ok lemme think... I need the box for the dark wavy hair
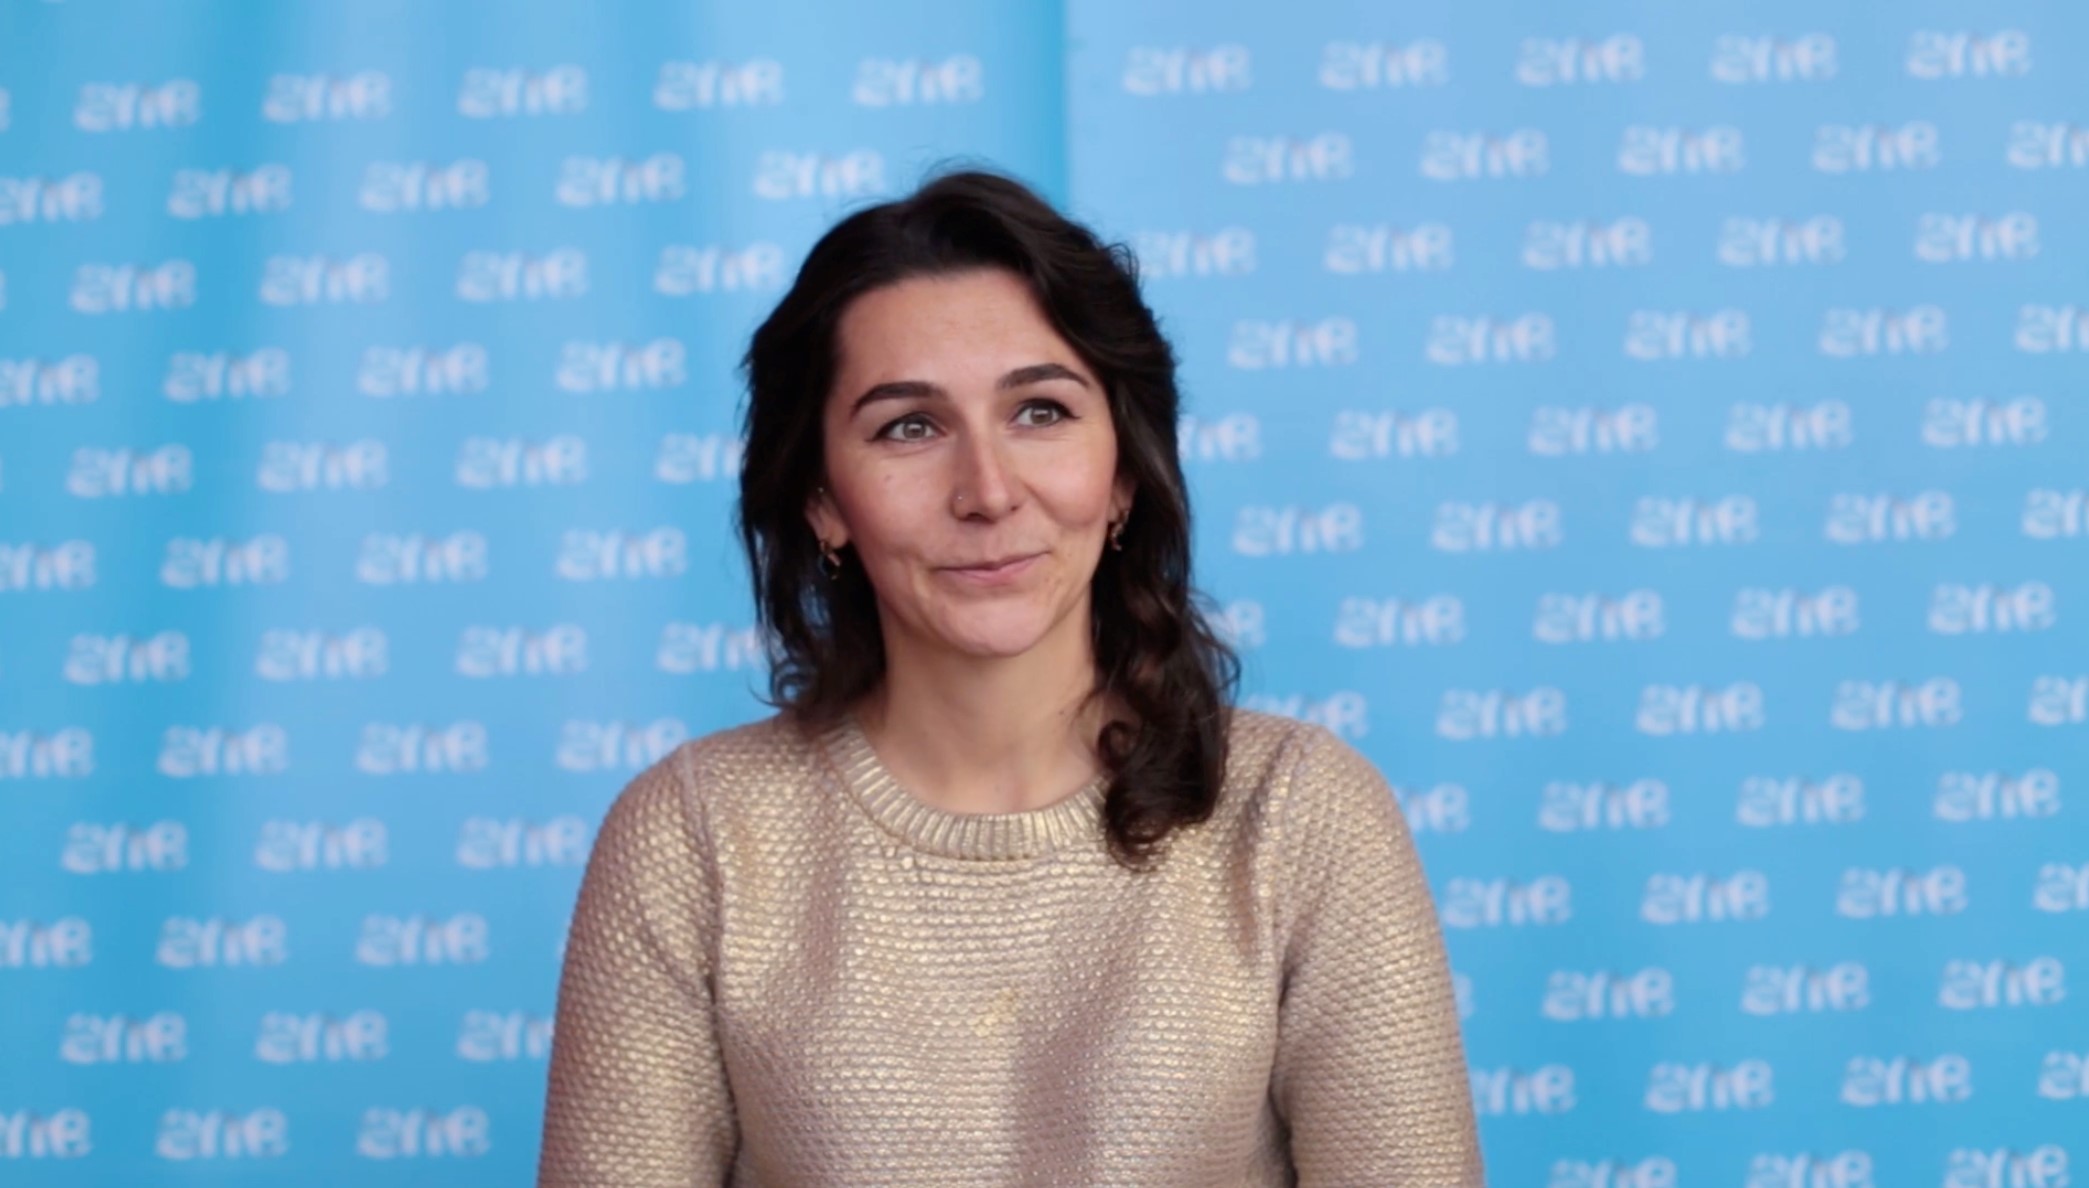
[734,166,1241,872]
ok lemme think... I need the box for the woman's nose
[952,430,1017,516]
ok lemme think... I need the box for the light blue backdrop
[2,0,2086,1183]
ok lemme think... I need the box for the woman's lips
[944,553,1042,584]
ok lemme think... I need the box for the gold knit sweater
[536,706,1486,1186]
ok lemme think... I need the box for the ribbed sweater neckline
[819,709,1109,861]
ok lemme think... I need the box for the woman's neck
[855,636,1119,816]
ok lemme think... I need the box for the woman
[537,169,1485,1185]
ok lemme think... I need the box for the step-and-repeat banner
[2,0,2084,1182]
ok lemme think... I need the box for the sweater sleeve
[1268,722,1487,1186]
[537,744,738,1186]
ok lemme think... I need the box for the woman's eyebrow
[848,362,1089,418]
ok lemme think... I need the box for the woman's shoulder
[591,711,810,839]
[675,708,807,771]
[650,709,824,811]
[1218,707,1402,842]
[1215,705,1310,787]
[1219,706,1371,797]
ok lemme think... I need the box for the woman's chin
[930,611,1062,659]
[942,632,1050,661]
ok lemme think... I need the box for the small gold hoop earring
[818,539,843,580]
[1108,518,1126,551]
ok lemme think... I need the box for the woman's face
[807,267,1133,665]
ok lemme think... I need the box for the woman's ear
[1111,474,1136,524]
[806,485,848,549]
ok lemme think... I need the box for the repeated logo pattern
[1073,5,2088,1186]
[2,0,2085,1183]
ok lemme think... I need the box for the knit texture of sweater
[536,704,1486,1186]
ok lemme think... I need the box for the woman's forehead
[832,275,1093,397]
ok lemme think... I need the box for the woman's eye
[1017,401,1069,427]
[880,415,932,442]
[876,401,1069,441]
